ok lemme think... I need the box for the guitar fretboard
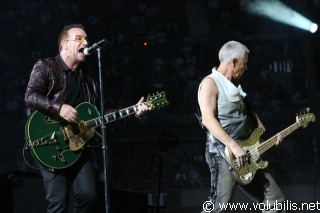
[85,103,146,128]
[257,122,300,155]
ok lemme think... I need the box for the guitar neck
[257,122,300,155]
[85,102,147,128]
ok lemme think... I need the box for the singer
[24,23,151,213]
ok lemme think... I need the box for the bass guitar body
[225,128,268,185]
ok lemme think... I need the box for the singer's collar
[56,54,72,72]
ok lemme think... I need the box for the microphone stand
[96,47,110,213]
[156,152,164,213]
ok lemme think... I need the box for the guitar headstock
[146,91,169,110]
[296,107,316,128]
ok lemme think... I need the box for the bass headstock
[296,107,316,128]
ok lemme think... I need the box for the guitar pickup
[61,127,67,141]
[61,125,73,142]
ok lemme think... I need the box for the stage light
[310,24,318,33]
[241,0,318,33]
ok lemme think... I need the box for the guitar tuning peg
[295,109,302,115]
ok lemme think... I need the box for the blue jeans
[38,150,97,213]
[203,151,286,213]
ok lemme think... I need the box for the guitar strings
[257,123,299,155]
[231,123,299,167]
[246,124,299,164]
[257,114,314,155]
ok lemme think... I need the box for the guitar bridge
[241,173,253,181]
[63,121,95,151]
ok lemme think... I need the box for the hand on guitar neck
[134,96,152,119]
[275,133,283,146]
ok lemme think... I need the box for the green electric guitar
[25,91,169,170]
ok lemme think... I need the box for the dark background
[1,0,320,212]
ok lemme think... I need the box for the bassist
[198,41,285,213]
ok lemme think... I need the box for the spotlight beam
[242,0,317,33]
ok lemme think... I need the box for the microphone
[83,39,106,56]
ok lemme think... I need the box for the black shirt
[66,69,85,107]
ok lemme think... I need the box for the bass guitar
[225,108,315,185]
[25,91,169,170]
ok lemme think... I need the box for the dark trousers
[38,151,97,213]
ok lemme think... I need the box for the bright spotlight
[242,0,318,33]
[310,24,318,33]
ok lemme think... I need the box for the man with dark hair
[25,23,149,213]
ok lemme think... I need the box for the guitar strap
[195,109,234,172]
[208,132,234,172]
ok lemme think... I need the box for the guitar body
[225,128,268,185]
[25,102,102,170]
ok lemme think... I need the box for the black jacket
[25,54,99,116]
